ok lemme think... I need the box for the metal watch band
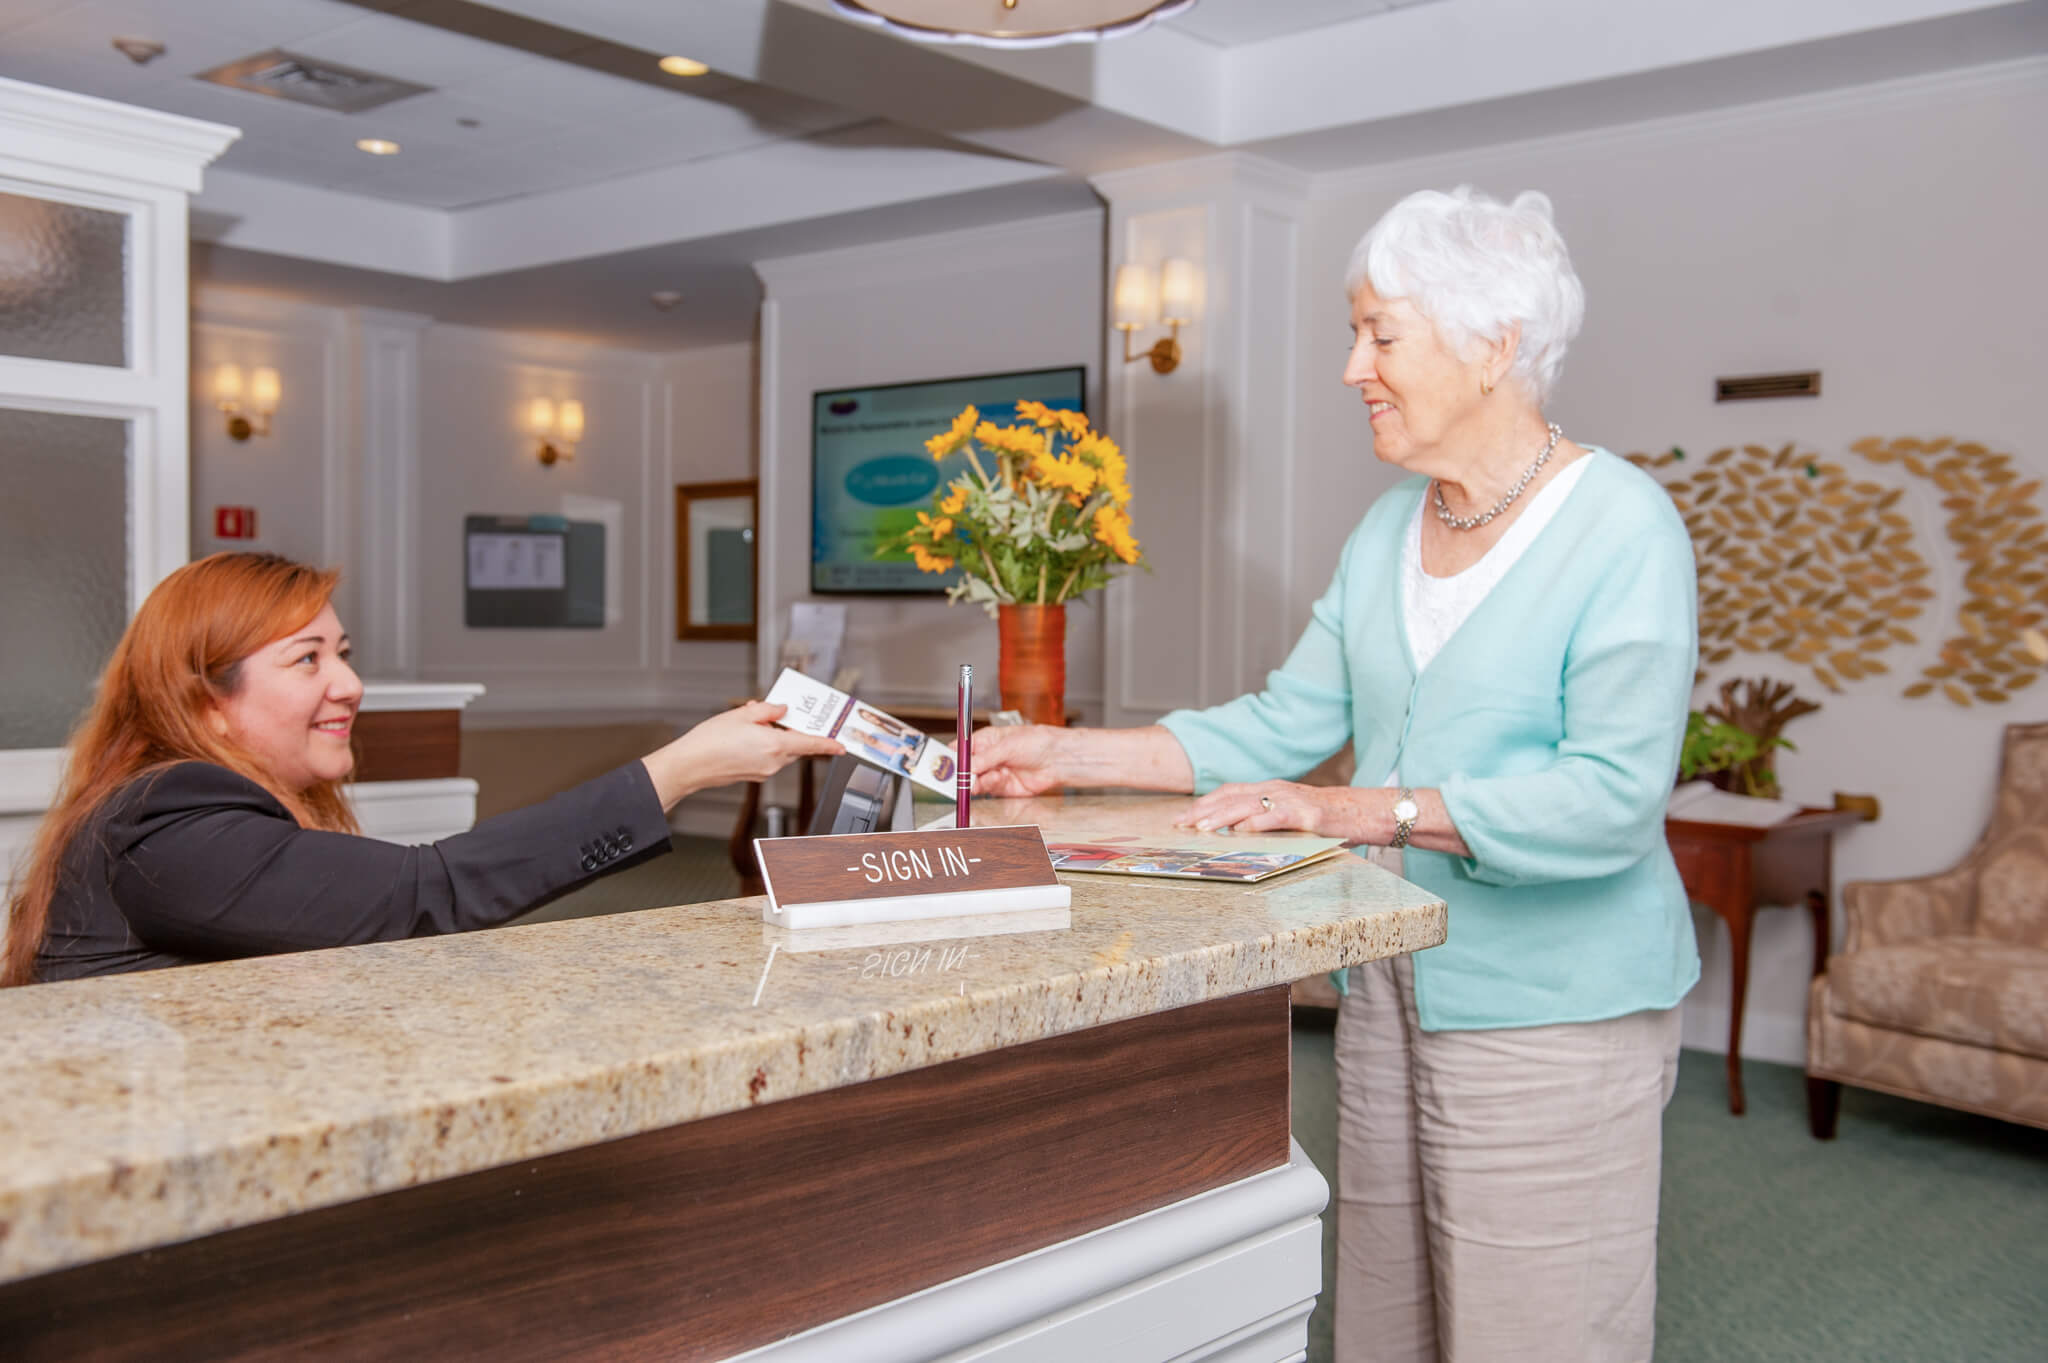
[1390,786,1417,849]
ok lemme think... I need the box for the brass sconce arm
[1120,322,1182,375]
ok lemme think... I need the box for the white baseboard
[1680,995,1808,1068]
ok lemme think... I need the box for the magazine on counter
[764,668,957,797]
[1045,835,1348,884]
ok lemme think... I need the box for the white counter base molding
[738,1140,1329,1363]
[0,794,1444,1360]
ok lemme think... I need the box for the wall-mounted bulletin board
[676,480,757,641]
[464,514,605,628]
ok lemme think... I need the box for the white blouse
[1384,453,1593,786]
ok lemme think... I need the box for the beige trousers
[1334,942,1680,1363]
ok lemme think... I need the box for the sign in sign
[756,824,1071,929]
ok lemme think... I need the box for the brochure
[1045,835,1348,884]
[764,668,958,797]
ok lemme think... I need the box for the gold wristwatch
[1390,787,1419,849]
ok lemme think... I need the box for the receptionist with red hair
[4,551,839,986]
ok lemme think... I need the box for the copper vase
[997,603,1067,727]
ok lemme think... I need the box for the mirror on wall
[675,480,757,641]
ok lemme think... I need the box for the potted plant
[883,401,1143,725]
[1679,678,1819,799]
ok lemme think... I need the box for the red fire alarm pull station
[214,506,258,540]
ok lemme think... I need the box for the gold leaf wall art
[1626,437,2046,705]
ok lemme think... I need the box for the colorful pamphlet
[765,668,958,797]
[1045,836,1348,883]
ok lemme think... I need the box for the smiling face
[209,602,363,793]
[1342,283,1498,473]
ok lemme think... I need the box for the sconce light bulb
[558,399,585,444]
[213,363,245,406]
[249,366,281,414]
[527,397,556,438]
[1112,263,1154,331]
[1159,257,1199,326]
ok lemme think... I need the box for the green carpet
[1290,1025,2048,1362]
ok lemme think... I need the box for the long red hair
[3,552,360,987]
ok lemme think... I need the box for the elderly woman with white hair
[973,186,1699,1362]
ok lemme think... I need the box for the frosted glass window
[0,191,128,368]
[0,407,130,749]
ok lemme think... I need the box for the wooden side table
[1665,808,1862,1115]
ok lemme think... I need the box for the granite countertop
[0,794,1445,1286]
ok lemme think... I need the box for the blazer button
[581,854,599,872]
[618,832,634,852]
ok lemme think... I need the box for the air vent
[196,50,430,114]
[1715,371,1822,402]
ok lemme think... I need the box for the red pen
[956,663,972,829]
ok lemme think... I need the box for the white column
[347,307,433,680]
[1091,155,1311,726]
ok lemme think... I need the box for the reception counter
[0,795,1446,1362]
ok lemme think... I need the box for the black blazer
[33,760,671,983]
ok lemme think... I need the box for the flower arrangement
[883,401,1143,615]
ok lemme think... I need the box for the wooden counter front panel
[3,986,1293,1362]
[348,709,461,783]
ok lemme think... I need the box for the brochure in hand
[764,668,957,797]
[1046,835,1348,884]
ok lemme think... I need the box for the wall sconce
[1113,257,1198,375]
[213,363,280,440]
[527,397,584,466]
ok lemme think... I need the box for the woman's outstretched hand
[644,702,844,809]
[967,725,1070,797]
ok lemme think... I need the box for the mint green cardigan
[1159,449,1701,1031]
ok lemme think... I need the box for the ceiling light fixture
[830,0,1194,47]
[658,55,710,77]
[649,291,684,311]
[355,138,400,156]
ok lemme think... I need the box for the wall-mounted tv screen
[811,365,1086,595]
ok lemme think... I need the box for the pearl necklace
[1432,423,1564,531]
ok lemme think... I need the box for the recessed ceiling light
[650,291,684,311]
[355,138,400,156]
[658,55,709,77]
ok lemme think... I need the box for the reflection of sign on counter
[757,824,1069,930]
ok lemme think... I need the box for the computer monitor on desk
[805,754,916,837]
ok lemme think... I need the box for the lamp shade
[1159,257,1199,325]
[212,363,245,406]
[832,0,1194,47]
[1112,263,1155,331]
[248,366,281,413]
[557,399,585,444]
[526,397,556,438]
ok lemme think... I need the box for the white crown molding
[754,207,1103,298]
[1308,52,2048,202]
[194,169,452,280]
[1091,151,1312,208]
[0,77,237,194]
[423,322,670,377]
[193,285,351,336]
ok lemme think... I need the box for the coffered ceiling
[2,0,2040,348]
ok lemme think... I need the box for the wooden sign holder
[755,824,1071,930]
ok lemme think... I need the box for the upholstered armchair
[1807,721,2048,1136]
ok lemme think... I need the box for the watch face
[1393,797,1419,822]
